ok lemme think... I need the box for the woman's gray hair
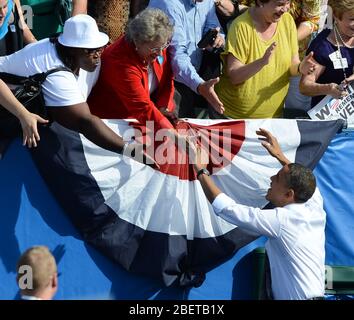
[126,8,173,46]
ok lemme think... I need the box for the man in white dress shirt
[190,128,326,300]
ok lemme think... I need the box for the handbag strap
[0,66,73,85]
[30,66,74,83]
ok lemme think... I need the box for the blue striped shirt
[148,0,222,93]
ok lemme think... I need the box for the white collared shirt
[212,188,326,300]
[21,295,42,300]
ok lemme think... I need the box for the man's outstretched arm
[189,128,290,204]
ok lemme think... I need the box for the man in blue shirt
[148,0,225,118]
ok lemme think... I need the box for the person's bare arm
[71,0,87,16]
[15,0,36,44]
[297,22,313,42]
[300,61,348,99]
[226,42,276,85]
[48,102,125,153]
[48,102,158,166]
[0,79,48,147]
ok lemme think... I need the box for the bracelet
[297,62,301,75]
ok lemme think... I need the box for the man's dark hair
[285,163,316,203]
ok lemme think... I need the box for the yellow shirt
[215,11,298,119]
[239,0,321,59]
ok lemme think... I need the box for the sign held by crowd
[308,84,354,122]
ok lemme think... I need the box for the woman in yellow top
[215,0,312,119]
[239,0,321,57]
[238,0,321,118]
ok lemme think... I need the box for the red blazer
[88,36,175,129]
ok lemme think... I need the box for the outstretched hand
[197,77,225,114]
[19,112,49,148]
[256,128,290,166]
[123,142,160,169]
[185,135,209,171]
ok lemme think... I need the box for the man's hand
[256,128,290,166]
[197,77,225,114]
[19,111,49,148]
[186,136,221,203]
[123,141,160,169]
[185,136,209,172]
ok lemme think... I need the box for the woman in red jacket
[88,8,175,131]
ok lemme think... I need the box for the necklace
[334,23,354,49]
[333,24,351,82]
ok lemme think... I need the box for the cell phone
[197,29,218,49]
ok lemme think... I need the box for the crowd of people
[0,0,352,300]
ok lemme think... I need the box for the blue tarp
[0,131,353,300]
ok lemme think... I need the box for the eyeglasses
[149,42,170,54]
[84,46,105,57]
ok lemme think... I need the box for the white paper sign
[307,84,354,122]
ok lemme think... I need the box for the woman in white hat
[0,14,149,161]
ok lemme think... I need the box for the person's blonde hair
[16,246,57,295]
[328,0,354,19]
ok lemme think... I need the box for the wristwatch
[196,168,210,179]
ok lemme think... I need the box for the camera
[197,29,224,54]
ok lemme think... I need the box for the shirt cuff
[212,193,235,215]
[177,75,204,94]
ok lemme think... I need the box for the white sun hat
[58,14,109,49]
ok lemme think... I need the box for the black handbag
[0,66,72,157]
